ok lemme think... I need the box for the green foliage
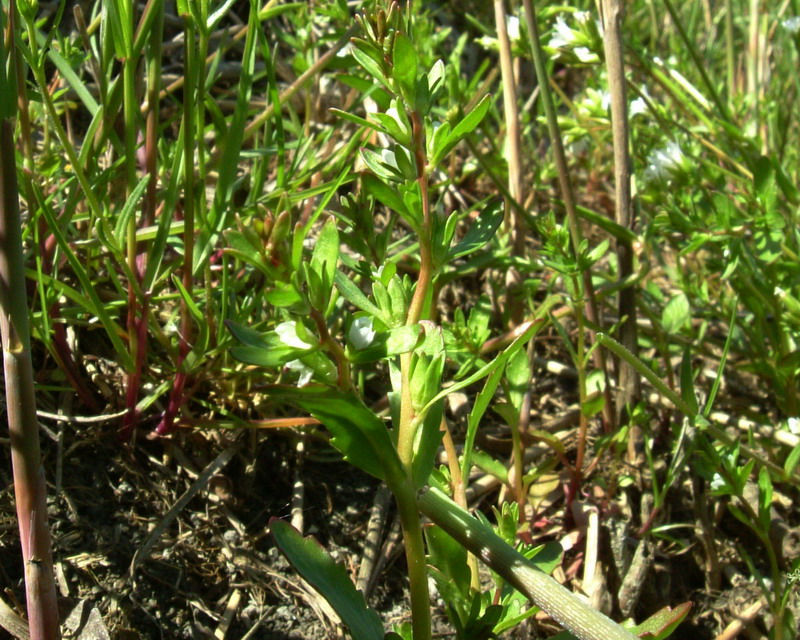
[270,519,386,640]
[11,0,800,638]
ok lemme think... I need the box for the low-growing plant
[3,0,800,638]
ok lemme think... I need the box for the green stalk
[122,0,142,435]
[155,2,196,436]
[396,107,433,640]
[521,0,615,432]
[0,8,59,634]
[725,0,736,102]
[417,487,639,640]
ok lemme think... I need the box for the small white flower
[710,473,727,492]
[788,417,800,434]
[286,359,313,386]
[574,11,591,25]
[630,97,647,117]
[783,16,800,34]
[506,15,520,41]
[276,321,314,350]
[574,46,596,64]
[336,42,354,58]
[349,316,376,350]
[645,141,684,183]
[549,16,575,49]
[775,286,786,298]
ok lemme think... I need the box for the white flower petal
[276,321,314,350]
[549,16,574,49]
[506,15,520,41]
[710,473,726,492]
[573,46,597,63]
[783,16,800,34]
[349,316,376,350]
[630,97,647,117]
[286,359,313,386]
[788,417,800,435]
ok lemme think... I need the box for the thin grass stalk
[662,0,733,124]
[0,9,59,633]
[492,1,523,235]
[156,5,196,435]
[520,0,615,435]
[725,0,736,101]
[599,0,641,445]
[122,0,143,438]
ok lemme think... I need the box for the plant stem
[0,111,59,640]
[395,483,432,640]
[417,487,639,640]
[599,0,641,441]
[396,107,433,640]
[156,7,196,435]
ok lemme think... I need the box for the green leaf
[335,271,390,324]
[785,441,800,477]
[426,525,472,611]
[360,147,403,182]
[412,399,444,489]
[628,602,692,640]
[506,347,530,415]
[351,38,392,91]
[432,94,492,167]
[661,293,689,335]
[330,108,388,135]
[392,33,418,105]
[448,199,504,260]
[226,321,312,367]
[757,467,773,530]
[270,519,385,640]
[679,347,698,416]
[362,172,412,219]
[575,204,637,244]
[309,218,340,309]
[753,155,776,212]
[266,385,404,483]
[114,175,150,246]
[346,325,423,364]
[524,541,563,576]
[35,186,132,370]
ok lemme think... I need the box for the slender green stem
[417,487,639,640]
[725,0,735,101]
[395,484,432,640]
[395,100,434,640]
[662,0,733,123]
